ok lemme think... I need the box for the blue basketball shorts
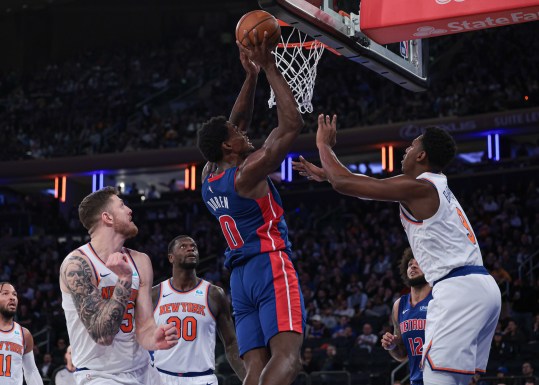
[230,250,305,356]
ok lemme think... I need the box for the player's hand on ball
[155,323,179,350]
[316,113,337,148]
[381,332,397,351]
[292,156,327,182]
[236,29,275,70]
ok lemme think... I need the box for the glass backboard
[258,0,429,92]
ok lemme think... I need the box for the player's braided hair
[421,126,457,171]
[78,186,118,231]
[168,235,193,254]
[399,248,414,287]
[197,116,229,162]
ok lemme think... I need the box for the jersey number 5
[167,316,197,341]
[120,302,135,333]
[219,215,244,250]
[0,354,12,377]
[456,207,477,244]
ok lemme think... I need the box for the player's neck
[171,270,199,291]
[66,362,76,372]
[89,231,126,263]
[219,154,245,170]
[0,316,14,331]
[410,285,431,306]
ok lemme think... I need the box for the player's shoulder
[61,248,91,269]
[123,248,151,266]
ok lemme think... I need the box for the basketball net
[269,23,325,114]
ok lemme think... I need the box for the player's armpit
[60,254,131,346]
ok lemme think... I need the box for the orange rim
[276,19,341,56]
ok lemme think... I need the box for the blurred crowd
[1,167,538,383]
[0,20,538,161]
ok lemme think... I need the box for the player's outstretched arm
[133,251,179,350]
[210,284,246,381]
[235,30,303,190]
[229,49,259,133]
[381,299,407,362]
[21,328,44,385]
[316,114,432,205]
[60,252,133,346]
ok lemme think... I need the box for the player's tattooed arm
[388,300,408,362]
[60,254,132,346]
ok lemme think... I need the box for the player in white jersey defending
[0,282,43,385]
[294,116,502,385]
[60,186,179,385]
[152,235,246,385]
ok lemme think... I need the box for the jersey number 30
[167,316,197,341]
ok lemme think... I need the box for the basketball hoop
[269,21,327,114]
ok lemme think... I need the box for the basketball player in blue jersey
[60,187,179,385]
[0,282,43,385]
[381,249,432,385]
[294,115,501,385]
[151,235,246,384]
[197,31,305,385]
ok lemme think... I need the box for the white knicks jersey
[153,279,216,373]
[0,322,25,385]
[62,243,149,373]
[400,172,483,284]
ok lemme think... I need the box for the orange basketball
[235,10,281,48]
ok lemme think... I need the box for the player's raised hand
[239,50,260,76]
[154,323,179,350]
[381,332,397,351]
[106,252,133,279]
[292,156,327,182]
[316,113,337,148]
[236,29,276,70]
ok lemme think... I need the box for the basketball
[235,10,281,48]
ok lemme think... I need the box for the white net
[269,26,325,114]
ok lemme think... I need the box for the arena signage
[359,0,539,44]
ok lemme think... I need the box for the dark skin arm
[297,114,438,220]
[201,52,258,183]
[209,284,246,380]
[229,51,259,133]
[234,30,304,199]
[381,299,407,362]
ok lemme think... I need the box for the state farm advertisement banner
[360,0,539,44]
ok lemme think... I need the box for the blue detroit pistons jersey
[398,292,433,385]
[202,167,292,269]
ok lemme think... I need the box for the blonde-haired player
[295,118,502,385]
[152,235,245,385]
[60,186,179,385]
[0,282,43,385]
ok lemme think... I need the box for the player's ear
[101,211,113,225]
[417,150,427,163]
[168,253,174,264]
[222,140,233,151]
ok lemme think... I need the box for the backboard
[258,0,429,92]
